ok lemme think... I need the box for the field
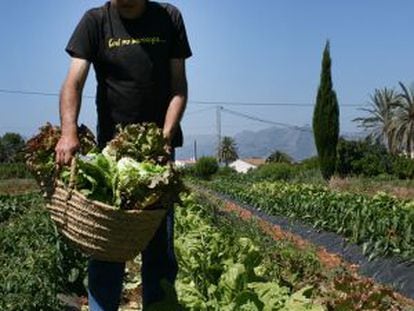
[2,163,414,310]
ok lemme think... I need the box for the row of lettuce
[1,191,412,310]
[173,193,324,310]
[174,192,410,310]
[1,192,323,310]
[196,175,414,262]
[0,193,88,310]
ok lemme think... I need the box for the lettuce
[25,123,96,196]
[115,157,173,209]
[102,123,168,163]
[26,122,182,210]
[70,153,116,204]
[64,150,181,210]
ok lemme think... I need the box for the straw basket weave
[46,158,167,263]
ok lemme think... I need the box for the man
[55,0,192,309]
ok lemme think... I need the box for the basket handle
[64,156,77,228]
[53,155,77,200]
[50,156,77,228]
[65,156,77,202]
[54,156,77,185]
[68,156,77,191]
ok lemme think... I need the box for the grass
[328,175,414,200]
[0,163,32,180]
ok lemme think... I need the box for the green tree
[353,87,399,153]
[194,156,219,179]
[218,136,238,166]
[266,150,293,164]
[0,142,5,163]
[392,82,414,158]
[312,41,340,180]
[336,137,393,177]
[0,132,25,163]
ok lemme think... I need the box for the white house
[229,158,265,173]
[175,159,196,168]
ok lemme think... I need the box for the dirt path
[0,178,38,195]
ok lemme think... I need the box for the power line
[0,88,362,108]
[0,89,95,99]
[221,107,312,133]
[189,100,361,108]
[184,107,216,116]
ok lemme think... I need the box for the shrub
[215,165,237,177]
[265,150,293,164]
[353,152,392,177]
[299,156,320,170]
[336,138,360,177]
[177,165,195,177]
[194,157,219,179]
[292,168,324,184]
[247,163,298,181]
[336,138,393,177]
[392,156,414,179]
[0,163,32,180]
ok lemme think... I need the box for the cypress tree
[312,41,340,180]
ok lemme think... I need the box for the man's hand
[56,57,90,165]
[55,134,80,165]
[162,58,188,159]
[163,129,173,155]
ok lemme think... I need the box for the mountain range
[175,126,366,162]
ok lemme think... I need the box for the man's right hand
[56,58,90,166]
[55,134,80,165]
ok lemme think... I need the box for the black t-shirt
[66,1,192,148]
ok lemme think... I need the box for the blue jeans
[87,207,178,310]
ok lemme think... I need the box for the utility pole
[216,106,222,162]
[193,139,198,161]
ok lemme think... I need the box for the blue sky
[1,1,413,139]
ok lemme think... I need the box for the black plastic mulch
[194,186,414,299]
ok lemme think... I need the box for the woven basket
[46,158,168,263]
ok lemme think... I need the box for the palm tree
[219,136,238,166]
[353,87,399,153]
[392,82,414,158]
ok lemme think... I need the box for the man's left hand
[163,130,173,157]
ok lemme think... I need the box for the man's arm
[55,57,90,165]
[163,58,188,149]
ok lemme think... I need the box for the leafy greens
[26,122,182,210]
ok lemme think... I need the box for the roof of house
[229,159,257,173]
[176,159,196,164]
[242,158,266,167]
